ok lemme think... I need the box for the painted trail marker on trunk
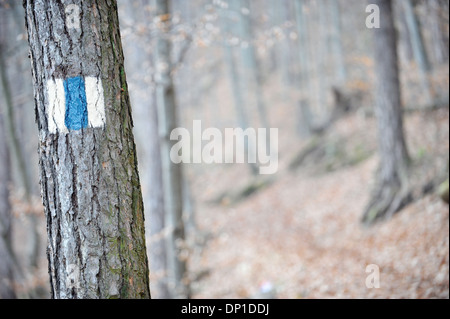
[64,76,88,131]
[46,76,106,134]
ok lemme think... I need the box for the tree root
[362,181,413,226]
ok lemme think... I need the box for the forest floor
[11,71,450,299]
[188,105,449,299]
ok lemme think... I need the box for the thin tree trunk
[363,0,411,225]
[0,9,40,272]
[153,0,189,299]
[329,0,346,85]
[397,1,414,62]
[294,0,313,138]
[0,113,16,299]
[0,25,32,207]
[238,0,269,130]
[118,0,170,299]
[427,0,449,65]
[222,5,259,176]
[24,0,150,299]
[271,0,290,87]
[182,175,197,236]
[402,0,433,104]
[148,90,170,299]
[317,0,329,118]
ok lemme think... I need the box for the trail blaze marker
[46,76,106,134]
[64,76,88,131]
[44,4,105,135]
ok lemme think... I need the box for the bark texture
[24,0,150,299]
[362,0,410,225]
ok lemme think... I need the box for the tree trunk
[0,10,42,271]
[402,0,433,105]
[145,78,171,299]
[153,0,189,299]
[427,0,449,65]
[237,0,270,133]
[236,0,271,152]
[0,113,16,299]
[396,1,414,62]
[362,0,411,225]
[221,5,259,176]
[24,0,150,299]
[317,0,329,118]
[294,0,313,138]
[329,0,346,85]
[271,0,290,87]
[148,89,170,299]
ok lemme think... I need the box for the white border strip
[85,77,106,129]
[46,78,68,134]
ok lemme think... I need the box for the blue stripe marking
[64,76,88,131]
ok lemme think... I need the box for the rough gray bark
[362,0,411,225]
[0,113,16,299]
[24,0,150,299]
[153,0,189,299]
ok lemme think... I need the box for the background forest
[0,0,449,299]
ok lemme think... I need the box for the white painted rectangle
[46,78,68,134]
[85,77,106,129]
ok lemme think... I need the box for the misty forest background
[0,0,449,298]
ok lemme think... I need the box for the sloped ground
[189,108,449,299]
[9,58,449,298]
[9,97,449,299]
